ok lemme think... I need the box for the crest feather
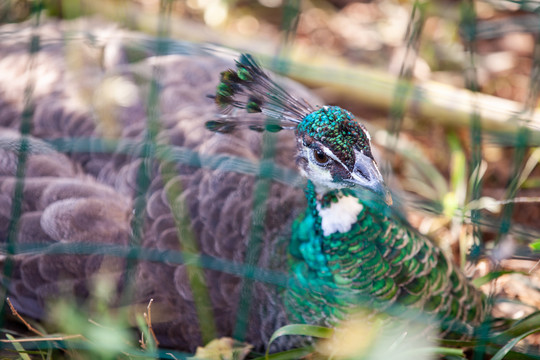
[207,54,313,133]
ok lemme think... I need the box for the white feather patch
[317,195,364,236]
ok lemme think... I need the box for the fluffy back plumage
[0,20,320,351]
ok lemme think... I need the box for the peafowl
[0,21,487,353]
[207,54,488,337]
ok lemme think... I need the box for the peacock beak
[348,152,393,206]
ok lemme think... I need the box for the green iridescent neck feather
[287,183,486,333]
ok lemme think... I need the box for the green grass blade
[517,148,540,189]
[438,338,478,347]
[413,346,465,357]
[471,270,525,287]
[492,328,540,360]
[498,311,540,340]
[268,324,333,344]
[252,347,314,360]
[5,334,33,360]
[448,132,467,208]
[265,324,332,359]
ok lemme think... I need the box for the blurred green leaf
[267,324,333,344]
[518,148,540,190]
[497,311,540,340]
[492,328,540,360]
[265,324,332,359]
[522,178,540,189]
[5,334,32,360]
[378,131,447,201]
[530,240,540,252]
[413,346,465,357]
[471,270,525,287]
[464,196,501,213]
[448,133,467,210]
[252,347,314,360]
[439,338,478,347]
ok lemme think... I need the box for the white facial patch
[317,195,364,236]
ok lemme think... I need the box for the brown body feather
[0,19,318,350]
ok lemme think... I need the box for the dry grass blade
[143,298,159,348]
[6,297,45,337]
[0,334,85,343]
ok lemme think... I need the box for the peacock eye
[313,149,329,165]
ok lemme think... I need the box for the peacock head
[207,54,392,205]
[295,106,390,204]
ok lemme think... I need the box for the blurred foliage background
[1,0,540,358]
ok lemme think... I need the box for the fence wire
[1,1,540,359]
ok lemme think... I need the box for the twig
[529,260,540,274]
[6,297,45,337]
[144,298,159,347]
[139,331,146,350]
[5,297,89,358]
[497,197,540,205]
[87,318,104,328]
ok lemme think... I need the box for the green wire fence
[0,1,540,359]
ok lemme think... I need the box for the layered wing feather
[0,20,316,351]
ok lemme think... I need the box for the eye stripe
[321,146,349,170]
[320,146,340,163]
